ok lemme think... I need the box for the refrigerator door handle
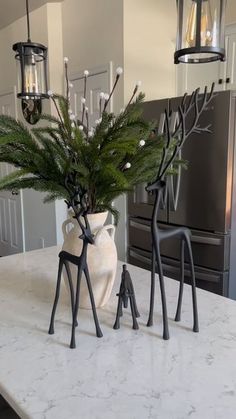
[130,249,151,265]
[130,220,151,232]
[169,149,182,212]
[130,220,223,246]
[191,235,222,246]
[129,249,222,283]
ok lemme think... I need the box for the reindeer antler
[156,83,215,183]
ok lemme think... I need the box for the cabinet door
[176,59,225,96]
[70,68,110,127]
[226,32,236,90]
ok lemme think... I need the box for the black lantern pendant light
[175,0,227,64]
[12,0,48,98]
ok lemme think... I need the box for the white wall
[123,0,176,102]
[226,0,236,25]
[62,0,124,113]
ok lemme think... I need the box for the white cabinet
[176,25,236,95]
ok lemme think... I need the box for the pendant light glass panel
[175,0,227,64]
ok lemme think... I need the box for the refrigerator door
[168,90,235,233]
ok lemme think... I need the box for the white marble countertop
[0,246,236,419]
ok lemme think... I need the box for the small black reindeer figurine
[113,264,140,330]
[48,189,103,349]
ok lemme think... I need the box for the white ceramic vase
[62,212,117,309]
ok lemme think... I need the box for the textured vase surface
[62,212,117,309]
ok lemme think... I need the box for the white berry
[139,140,145,147]
[124,162,131,169]
[116,67,123,76]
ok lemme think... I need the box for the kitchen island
[0,246,236,419]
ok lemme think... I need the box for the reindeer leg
[155,244,169,340]
[70,263,82,349]
[48,257,64,335]
[147,247,156,327]
[175,239,185,322]
[129,278,140,318]
[185,233,199,333]
[84,266,103,338]
[130,297,139,330]
[113,295,123,330]
[64,260,78,327]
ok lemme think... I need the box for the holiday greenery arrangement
[0,59,175,223]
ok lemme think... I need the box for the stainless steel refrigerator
[128,90,236,299]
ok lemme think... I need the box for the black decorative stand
[113,264,140,330]
[146,180,199,340]
[48,212,103,349]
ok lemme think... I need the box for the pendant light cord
[26,0,31,42]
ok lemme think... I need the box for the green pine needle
[0,91,183,221]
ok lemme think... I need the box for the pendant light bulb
[186,0,213,48]
[186,1,197,47]
[201,0,213,46]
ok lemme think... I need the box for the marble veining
[0,246,236,418]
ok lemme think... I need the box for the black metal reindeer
[147,84,215,340]
[48,185,103,349]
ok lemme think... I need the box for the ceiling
[0,0,235,32]
[0,0,64,29]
